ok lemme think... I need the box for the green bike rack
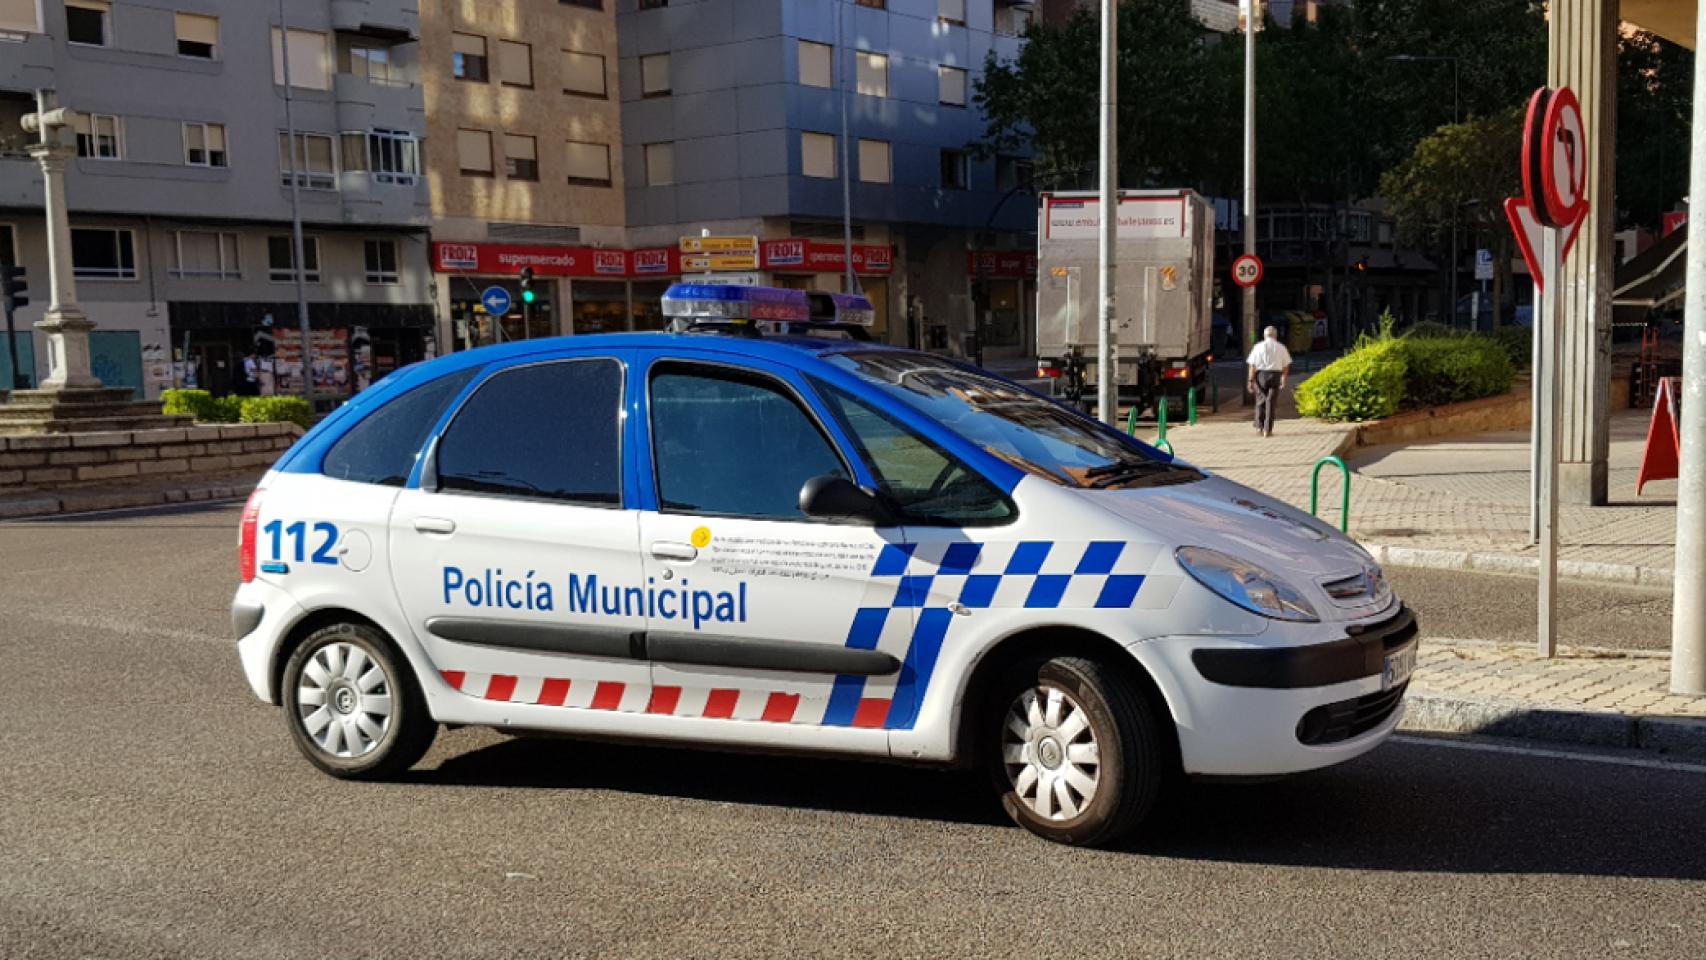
[1126,405,1138,436]
[1155,438,1174,457]
[1311,455,1351,532]
[1187,387,1198,425]
[1157,396,1168,441]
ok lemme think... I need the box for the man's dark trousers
[1253,370,1281,434]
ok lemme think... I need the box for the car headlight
[1174,546,1320,622]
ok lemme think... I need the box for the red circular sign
[1540,87,1587,227]
[1231,254,1263,289]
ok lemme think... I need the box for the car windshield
[824,352,1192,489]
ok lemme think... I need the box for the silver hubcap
[1003,685,1100,822]
[296,642,393,759]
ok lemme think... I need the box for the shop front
[167,301,433,400]
[760,239,895,342]
[968,251,1039,364]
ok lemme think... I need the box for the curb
[1399,692,1706,761]
[1363,542,1675,589]
[0,481,253,519]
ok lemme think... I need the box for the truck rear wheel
[987,656,1168,847]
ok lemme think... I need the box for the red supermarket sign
[761,240,893,275]
[967,251,1038,278]
[432,242,682,278]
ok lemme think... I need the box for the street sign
[1475,248,1494,281]
[1231,253,1263,288]
[680,235,759,255]
[682,253,760,272]
[689,273,764,287]
[479,285,512,317]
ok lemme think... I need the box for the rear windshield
[823,352,1193,489]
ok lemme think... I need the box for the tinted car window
[322,367,479,486]
[650,365,846,518]
[815,380,1013,525]
[436,359,623,505]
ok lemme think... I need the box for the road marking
[1393,733,1706,775]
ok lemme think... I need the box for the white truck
[1035,189,1216,416]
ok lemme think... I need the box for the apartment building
[616,0,1037,359]
[0,0,436,400]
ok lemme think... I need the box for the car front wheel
[990,656,1169,847]
[282,622,435,779]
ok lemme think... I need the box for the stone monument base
[0,387,191,435]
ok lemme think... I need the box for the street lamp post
[1390,54,1462,325]
[1241,0,1259,354]
[1095,0,1117,425]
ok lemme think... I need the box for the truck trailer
[1035,189,1216,416]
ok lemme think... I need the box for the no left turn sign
[1232,254,1263,289]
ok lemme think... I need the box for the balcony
[0,31,54,91]
[0,153,43,209]
[338,170,429,228]
[331,0,419,39]
[333,71,423,134]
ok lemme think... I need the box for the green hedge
[1296,313,1515,422]
[161,389,311,428]
[1491,325,1532,371]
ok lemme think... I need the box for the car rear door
[388,353,653,714]
[632,351,910,731]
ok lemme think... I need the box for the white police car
[234,283,1416,847]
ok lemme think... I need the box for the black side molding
[647,631,900,676]
[425,617,638,660]
[1192,605,1419,689]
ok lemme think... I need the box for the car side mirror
[799,475,894,526]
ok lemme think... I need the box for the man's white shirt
[1246,339,1293,372]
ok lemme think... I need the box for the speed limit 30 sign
[1231,253,1263,289]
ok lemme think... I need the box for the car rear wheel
[282,622,435,779]
[989,656,1168,847]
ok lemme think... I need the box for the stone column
[1548,0,1617,505]
[27,138,102,391]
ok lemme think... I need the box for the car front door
[389,354,653,714]
[634,354,908,731]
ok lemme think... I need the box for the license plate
[1382,645,1417,691]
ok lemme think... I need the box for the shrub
[239,396,314,429]
[1492,324,1532,370]
[1404,320,1457,340]
[160,388,240,423]
[1296,310,1514,421]
[1295,338,1408,422]
[1400,335,1515,407]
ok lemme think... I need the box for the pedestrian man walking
[1246,326,1292,437]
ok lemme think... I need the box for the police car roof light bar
[662,283,811,325]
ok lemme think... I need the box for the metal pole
[1529,282,1542,544]
[277,0,315,411]
[1671,0,1706,694]
[1095,0,1117,425]
[1241,0,1258,354]
[1538,227,1561,657]
[837,0,858,295]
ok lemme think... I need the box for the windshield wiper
[1083,458,1198,489]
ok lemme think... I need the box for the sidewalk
[1155,392,1676,586]
[0,469,256,518]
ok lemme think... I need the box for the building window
[268,236,321,283]
[504,134,538,180]
[645,142,673,186]
[802,132,835,179]
[74,113,121,160]
[640,53,670,97]
[858,139,890,184]
[346,44,393,82]
[559,0,602,8]
[66,0,108,46]
[171,230,241,279]
[938,0,965,25]
[452,33,488,82]
[71,228,137,280]
[1,0,40,33]
[996,155,1033,192]
[856,51,888,98]
[498,40,533,88]
[938,65,967,106]
[175,12,218,58]
[995,3,1032,36]
[799,40,831,89]
[360,129,420,184]
[364,240,399,284]
[271,28,332,90]
[183,122,228,168]
[457,129,493,177]
[278,132,337,190]
[562,49,606,97]
[638,0,668,8]
[856,0,886,8]
[940,149,968,190]
[564,140,611,186]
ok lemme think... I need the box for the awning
[1612,224,1687,323]
[1624,0,1696,50]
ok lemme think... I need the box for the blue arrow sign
[479,285,512,316]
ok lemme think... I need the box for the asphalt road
[1386,566,1675,651]
[2,502,1702,959]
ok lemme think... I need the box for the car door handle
[414,517,456,535]
[650,541,697,562]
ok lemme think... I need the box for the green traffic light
[521,289,536,304]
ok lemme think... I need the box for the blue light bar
[819,292,875,327]
[661,283,810,323]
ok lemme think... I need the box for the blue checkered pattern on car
[823,540,1160,730]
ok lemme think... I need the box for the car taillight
[1037,365,1062,378]
[239,489,263,583]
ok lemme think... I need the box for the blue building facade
[617,0,1037,359]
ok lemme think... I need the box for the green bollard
[1126,405,1138,436]
[1187,387,1197,425]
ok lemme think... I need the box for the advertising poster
[273,328,350,396]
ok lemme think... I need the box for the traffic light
[519,266,536,304]
[0,264,25,313]
[1354,257,1369,274]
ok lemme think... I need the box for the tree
[1379,108,1524,326]
[1617,30,1694,231]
